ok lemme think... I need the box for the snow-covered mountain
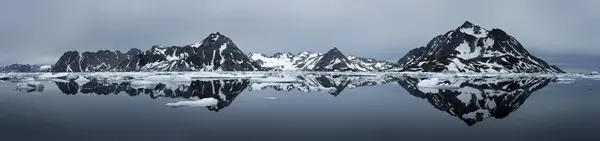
[397,76,551,126]
[52,49,141,72]
[133,32,262,71]
[55,79,250,112]
[0,64,52,72]
[397,21,564,73]
[249,48,397,71]
[52,32,263,72]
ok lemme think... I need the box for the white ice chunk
[74,77,90,83]
[555,77,576,84]
[37,73,69,79]
[130,80,158,89]
[250,77,299,83]
[165,98,219,107]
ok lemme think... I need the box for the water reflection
[397,77,551,126]
[48,75,551,126]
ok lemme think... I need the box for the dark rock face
[52,49,141,72]
[397,76,551,126]
[134,32,262,71]
[397,21,563,73]
[312,48,357,71]
[397,46,427,69]
[54,79,250,112]
[0,64,52,72]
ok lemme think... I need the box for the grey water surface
[0,78,599,141]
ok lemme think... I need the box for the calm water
[1,76,599,141]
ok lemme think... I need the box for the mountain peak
[199,32,229,46]
[328,47,341,53]
[460,21,475,28]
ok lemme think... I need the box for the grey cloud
[0,0,598,65]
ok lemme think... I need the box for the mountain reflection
[55,79,249,112]
[397,76,552,126]
[50,74,551,126]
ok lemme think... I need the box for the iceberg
[165,98,219,107]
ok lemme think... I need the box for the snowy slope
[248,52,323,71]
[397,21,564,73]
[397,76,552,126]
[249,49,397,71]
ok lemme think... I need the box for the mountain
[397,21,564,73]
[52,32,262,72]
[249,48,397,71]
[52,48,141,72]
[134,32,262,71]
[0,64,52,73]
[397,76,551,126]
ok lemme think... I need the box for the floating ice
[417,78,461,88]
[16,81,44,92]
[250,77,299,83]
[165,98,219,107]
[130,80,157,89]
[37,73,70,79]
[264,96,277,100]
[555,77,576,84]
[74,77,90,83]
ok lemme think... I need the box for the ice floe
[165,98,219,107]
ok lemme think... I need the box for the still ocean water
[0,77,599,141]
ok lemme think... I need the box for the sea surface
[0,76,599,141]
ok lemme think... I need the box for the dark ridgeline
[397,21,564,73]
[51,32,263,72]
[396,76,552,126]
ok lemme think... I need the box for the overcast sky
[0,0,598,65]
